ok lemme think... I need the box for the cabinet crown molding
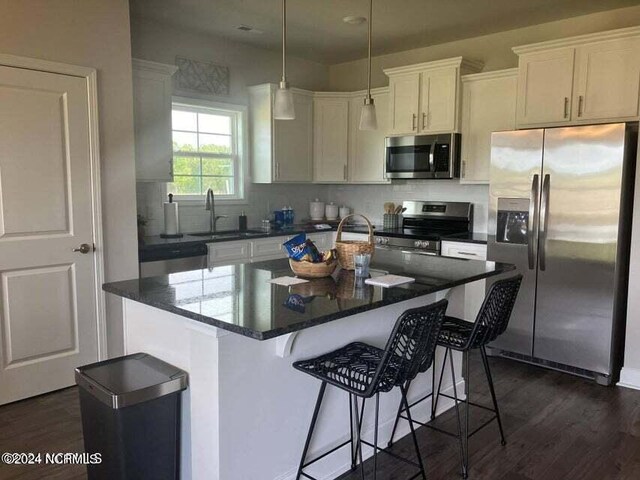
[461,68,518,83]
[383,56,484,77]
[132,58,178,75]
[513,25,640,55]
[313,86,390,98]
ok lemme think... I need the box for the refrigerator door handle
[528,174,540,270]
[539,174,551,271]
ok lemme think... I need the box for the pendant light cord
[366,0,372,100]
[282,0,287,83]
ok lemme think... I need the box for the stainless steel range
[374,201,473,255]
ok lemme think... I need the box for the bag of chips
[282,233,323,263]
[283,233,308,261]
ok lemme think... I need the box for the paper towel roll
[164,201,179,235]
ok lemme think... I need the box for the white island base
[122,287,468,480]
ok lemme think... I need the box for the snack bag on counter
[283,233,308,261]
[283,233,323,263]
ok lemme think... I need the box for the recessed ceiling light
[236,24,264,34]
[343,16,366,25]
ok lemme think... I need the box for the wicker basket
[289,258,338,278]
[334,214,375,270]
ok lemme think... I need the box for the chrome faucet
[205,188,228,234]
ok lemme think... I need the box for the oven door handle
[401,249,437,256]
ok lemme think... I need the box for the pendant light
[359,0,377,130]
[274,0,295,120]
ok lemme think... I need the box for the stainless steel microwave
[385,134,461,179]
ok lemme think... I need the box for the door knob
[73,243,92,254]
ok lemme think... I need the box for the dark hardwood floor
[337,352,640,480]
[1,353,640,479]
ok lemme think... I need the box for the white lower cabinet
[208,232,335,266]
[207,241,251,266]
[251,237,289,261]
[441,241,487,321]
[307,232,332,251]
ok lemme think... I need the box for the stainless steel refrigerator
[487,123,637,385]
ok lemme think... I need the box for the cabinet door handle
[412,113,417,130]
[275,162,280,180]
[461,160,466,179]
[578,95,584,117]
[422,112,427,130]
[456,251,479,257]
[564,97,569,118]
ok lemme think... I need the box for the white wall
[328,4,640,91]
[328,182,489,232]
[131,17,331,233]
[620,135,640,389]
[0,0,138,358]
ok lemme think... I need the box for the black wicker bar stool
[388,275,522,479]
[293,299,448,480]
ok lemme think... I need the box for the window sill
[169,197,249,207]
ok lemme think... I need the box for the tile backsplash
[327,181,489,232]
[137,180,489,237]
[137,182,327,236]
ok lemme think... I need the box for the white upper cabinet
[420,67,458,133]
[515,48,575,127]
[313,95,350,183]
[460,69,517,184]
[384,57,483,136]
[349,88,390,184]
[514,26,640,128]
[249,84,313,183]
[573,37,640,121]
[132,59,178,182]
[388,72,420,135]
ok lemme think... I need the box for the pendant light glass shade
[359,98,378,130]
[274,82,295,120]
[274,0,295,120]
[359,0,377,130]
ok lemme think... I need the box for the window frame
[168,97,248,205]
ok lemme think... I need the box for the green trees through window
[169,105,242,198]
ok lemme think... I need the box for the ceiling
[130,0,640,64]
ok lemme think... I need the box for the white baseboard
[276,379,466,480]
[618,366,640,390]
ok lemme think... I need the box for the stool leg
[349,394,356,470]
[481,346,506,446]
[401,385,427,480]
[373,393,380,480]
[387,379,411,448]
[353,396,366,480]
[296,382,327,480]
[448,347,466,479]
[463,351,470,479]
[431,347,449,420]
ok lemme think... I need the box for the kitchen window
[169,99,246,202]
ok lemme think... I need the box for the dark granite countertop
[105,249,514,340]
[441,232,488,245]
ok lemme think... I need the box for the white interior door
[0,65,99,404]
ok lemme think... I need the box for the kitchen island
[104,249,514,480]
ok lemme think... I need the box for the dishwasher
[139,242,208,278]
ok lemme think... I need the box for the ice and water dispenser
[496,198,529,245]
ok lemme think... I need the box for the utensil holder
[383,214,400,229]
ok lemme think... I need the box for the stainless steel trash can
[75,352,188,480]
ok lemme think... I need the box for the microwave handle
[429,139,437,172]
